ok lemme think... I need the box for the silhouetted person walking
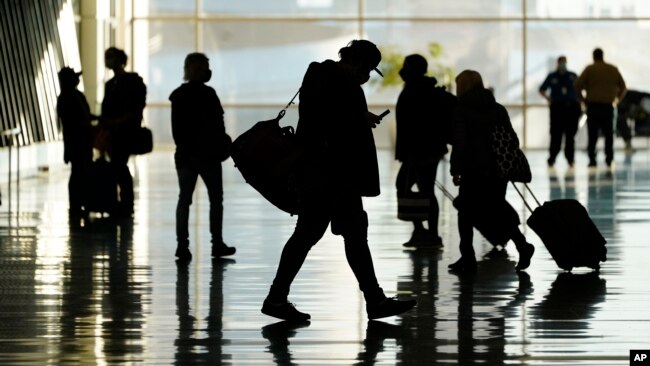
[576,48,626,167]
[57,67,96,217]
[262,40,416,321]
[449,70,534,274]
[395,54,456,247]
[170,53,236,261]
[539,56,581,167]
[101,47,146,217]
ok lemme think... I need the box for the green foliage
[372,42,456,90]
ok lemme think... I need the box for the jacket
[169,81,226,163]
[450,88,508,181]
[395,76,456,161]
[296,60,380,198]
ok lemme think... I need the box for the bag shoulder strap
[276,89,301,120]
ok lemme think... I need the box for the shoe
[175,247,192,262]
[515,243,535,271]
[366,296,416,320]
[262,299,311,321]
[212,243,236,257]
[484,246,509,260]
[547,158,555,167]
[403,230,443,248]
[567,161,574,168]
[588,161,597,168]
[448,257,477,274]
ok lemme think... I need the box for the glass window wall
[129,0,650,149]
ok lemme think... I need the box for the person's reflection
[549,168,577,201]
[101,218,150,362]
[261,320,310,365]
[60,223,100,359]
[391,249,439,364]
[549,168,562,201]
[531,272,606,337]
[355,320,407,365]
[587,171,615,244]
[61,218,150,363]
[454,257,532,365]
[175,258,235,364]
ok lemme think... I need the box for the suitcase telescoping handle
[434,180,542,215]
[511,182,542,214]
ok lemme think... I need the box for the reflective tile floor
[1,148,649,365]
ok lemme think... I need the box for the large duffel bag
[230,114,302,215]
[514,184,607,271]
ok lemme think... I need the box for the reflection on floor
[0,148,648,365]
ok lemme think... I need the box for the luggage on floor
[84,157,118,215]
[514,183,607,271]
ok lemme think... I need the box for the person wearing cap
[56,67,97,217]
[262,39,417,321]
[539,56,581,168]
[575,48,627,167]
[101,47,147,217]
[395,54,457,248]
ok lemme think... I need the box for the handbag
[491,123,531,183]
[397,164,430,221]
[130,126,154,155]
[231,90,301,215]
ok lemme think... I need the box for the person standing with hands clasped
[539,56,581,168]
[170,53,236,261]
[261,40,417,321]
[575,48,627,168]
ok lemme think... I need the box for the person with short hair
[575,48,627,167]
[170,53,236,261]
[262,40,417,321]
[539,56,581,167]
[101,47,147,216]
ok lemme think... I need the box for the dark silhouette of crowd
[55,41,621,323]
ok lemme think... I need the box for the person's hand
[364,111,382,129]
[453,175,462,186]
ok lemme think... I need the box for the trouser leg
[340,206,383,303]
[414,160,440,236]
[564,104,580,164]
[549,104,563,162]
[200,162,224,244]
[586,104,600,163]
[268,212,329,301]
[176,166,199,247]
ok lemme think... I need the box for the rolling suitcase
[84,157,118,215]
[513,184,607,271]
